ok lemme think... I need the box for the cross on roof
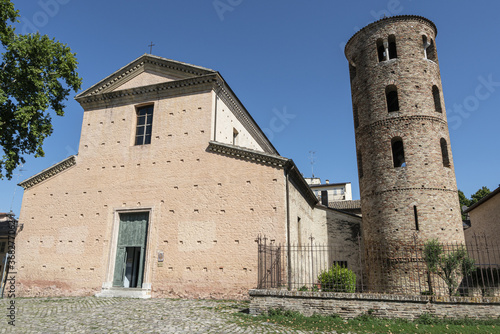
[148,42,155,54]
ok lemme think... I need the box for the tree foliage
[0,0,82,179]
[469,186,491,207]
[458,190,471,220]
[458,187,492,220]
[423,239,475,296]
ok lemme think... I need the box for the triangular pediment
[75,54,216,99]
[111,70,180,91]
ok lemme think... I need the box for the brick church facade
[16,55,360,298]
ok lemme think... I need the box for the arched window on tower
[432,85,442,113]
[376,38,386,62]
[423,35,437,62]
[349,62,357,82]
[386,85,400,112]
[422,35,429,58]
[353,104,359,129]
[357,150,363,178]
[440,138,450,167]
[388,35,397,59]
[392,137,406,167]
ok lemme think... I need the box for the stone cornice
[207,141,287,168]
[207,142,317,207]
[214,78,278,155]
[18,155,77,190]
[76,74,220,110]
[370,187,457,196]
[76,54,215,99]
[360,115,447,133]
[286,161,319,207]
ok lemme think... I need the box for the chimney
[325,179,330,184]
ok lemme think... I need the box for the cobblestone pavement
[0,297,322,333]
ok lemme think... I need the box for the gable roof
[464,186,500,213]
[329,199,361,211]
[74,54,278,155]
[309,182,350,188]
[314,203,363,220]
[75,54,216,99]
[207,141,318,206]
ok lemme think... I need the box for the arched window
[353,104,359,128]
[392,137,406,167]
[357,151,363,178]
[386,85,399,112]
[422,35,429,58]
[432,85,442,113]
[440,138,450,167]
[376,38,386,62]
[423,36,437,62]
[388,35,398,59]
[349,62,357,82]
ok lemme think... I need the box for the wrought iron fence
[256,234,500,297]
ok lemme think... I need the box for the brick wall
[249,289,500,320]
[344,16,465,292]
[16,62,289,299]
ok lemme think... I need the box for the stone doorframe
[98,207,154,298]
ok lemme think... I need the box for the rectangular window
[0,241,5,253]
[135,105,154,145]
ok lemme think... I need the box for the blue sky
[2,0,499,216]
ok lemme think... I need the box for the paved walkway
[0,297,317,333]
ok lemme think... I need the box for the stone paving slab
[0,297,320,333]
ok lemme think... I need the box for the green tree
[423,239,475,296]
[458,190,471,220]
[469,186,491,206]
[0,0,82,179]
[458,187,491,220]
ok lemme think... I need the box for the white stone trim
[18,155,77,189]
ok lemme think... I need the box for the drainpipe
[285,163,294,290]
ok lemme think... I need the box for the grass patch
[232,308,500,333]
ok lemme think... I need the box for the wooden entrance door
[113,212,149,288]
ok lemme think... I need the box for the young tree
[0,0,82,179]
[423,239,475,296]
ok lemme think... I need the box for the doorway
[113,212,149,288]
[124,247,141,288]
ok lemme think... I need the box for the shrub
[317,264,356,293]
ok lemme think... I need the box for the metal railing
[256,234,500,297]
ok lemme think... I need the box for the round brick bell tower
[345,16,465,292]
